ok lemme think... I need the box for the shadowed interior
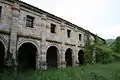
[46,46,58,68]
[78,50,84,65]
[65,48,72,67]
[18,43,37,70]
[0,41,5,73]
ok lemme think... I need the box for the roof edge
[5,0,105,42]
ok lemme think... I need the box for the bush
[95,45,114,64]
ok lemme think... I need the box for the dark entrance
[78,50,84,65]
[65,48,73,67]
[0,41,5,72]
[18,43,37,70]
[46,46,58,68]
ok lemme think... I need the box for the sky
[21,0,120,39]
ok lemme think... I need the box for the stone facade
[0,0,105,71]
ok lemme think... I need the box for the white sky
[21,0,120,39]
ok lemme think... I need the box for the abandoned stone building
[0,0,105,72]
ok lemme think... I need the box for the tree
[112,36,120,53]
[95,45,113,64]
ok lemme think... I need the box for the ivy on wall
[84,31,106,64]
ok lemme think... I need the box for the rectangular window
[67,29,71,38]
[51,23,56,33]
[79,34,82,41]
[26,15,34,28]
[0,6,2,20]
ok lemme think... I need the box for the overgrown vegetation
[111,36,120,53]
[95,45,114,64]
[1,34,120,80]
[85,35,120,65]
[0,63,120,80]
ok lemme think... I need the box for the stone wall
[0,0,105,71]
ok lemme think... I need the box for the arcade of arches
[0,41,85,71]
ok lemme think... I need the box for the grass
[0,63,120,80]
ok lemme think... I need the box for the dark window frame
[79,34,82,41]
[26,15,34,28]
[50,23,56,33]
[67,29,71,38]
[0,6,2,20]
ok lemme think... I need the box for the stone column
[61,45,66,68]
[60,22,66,68]
[74,45,79,66]
[73,29,79,66]
[5,3,20,71]
[39,14,47,69]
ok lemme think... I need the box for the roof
[18,0,86,31]
[6,0,105,42]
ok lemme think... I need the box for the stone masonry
[0,0,105,71]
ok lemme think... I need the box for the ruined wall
[0,0,105,71]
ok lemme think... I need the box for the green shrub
[95,45,114,64]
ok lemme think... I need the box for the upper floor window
[79,34,82,41]
[67,29,71,38]
[51,23,56,33]
[26,15,34,28]
[0,6,2,20]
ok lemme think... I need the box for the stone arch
[0,35,7,73]
[0,41,5,72]
[0,35,8,58]
[17,42,38,70]
[46,46,60,68]
[65,48,73,67]
[17,40,40,53]
[78,50,85,65]
[0,34,8,46]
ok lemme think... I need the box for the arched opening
[65,48,73,67]
[18,43,37,70]
[46,46,58,68]
[78,50,84,65]
[0,41,5,72]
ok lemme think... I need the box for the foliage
[84,44,95,64]
[1,63,120,80]
[94,36,120,63]
[85,43,114,64]
[84,33,107,64]
[84,35,120,64]
[105,39,115,48]
[111,36,120,54]
[95,45,114,64]
[111,53,120,62]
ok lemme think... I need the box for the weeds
[0,63,120,80]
